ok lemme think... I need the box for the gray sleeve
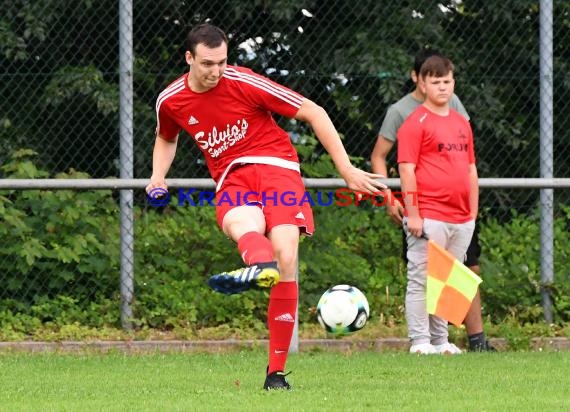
[378,105,403,142]
[450,94,470,121]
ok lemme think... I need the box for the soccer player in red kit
[146,23,386,390]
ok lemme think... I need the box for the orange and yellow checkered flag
[426,240,482,326]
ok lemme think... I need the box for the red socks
[237,231,295,373]
[237,231,274,265]
[267,281,298,374]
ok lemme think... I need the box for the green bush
[133,202,264,330]
[479,208,570,324]
[1,150,569,337]
[0,150,121,328]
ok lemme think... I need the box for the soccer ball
[316,284,370,335]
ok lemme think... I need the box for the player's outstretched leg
[208,261,280,294]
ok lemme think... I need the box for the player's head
[185,23,229,92]
[413,48,443,76]
[408,47,443,90]
[418,55,455,106]
[419,54,455,79]
[186,23,228,56]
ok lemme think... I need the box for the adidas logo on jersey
[274,312,295,323]
[188,115,199,125]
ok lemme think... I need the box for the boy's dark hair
[419,55,455,78]
[186,23,228,56]
[413,47,443,74]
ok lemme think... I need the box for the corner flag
[426,240,482,326]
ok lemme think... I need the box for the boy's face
[419,72,455,106]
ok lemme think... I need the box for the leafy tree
[1,0,569,208]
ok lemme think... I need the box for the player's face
[420,72,455,106]
[186,43,228,92]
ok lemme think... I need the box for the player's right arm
[371,135,403,225]
[146,134,178,194]
[148,93,181,194]
[372,104,405,225]
[370,135,392,178]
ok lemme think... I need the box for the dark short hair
[413,48,442,74]
[419,55,454,78]
[186,23,228,56]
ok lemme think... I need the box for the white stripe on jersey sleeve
[155,79,185,136]
[158,77,185,97]
[223,67,303,108]
[226,69,303,104]
[156,78,185,113]
[223,68,303,107]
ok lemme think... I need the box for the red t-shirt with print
[397,105,475,223]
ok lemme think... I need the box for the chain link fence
[1,0,569,331]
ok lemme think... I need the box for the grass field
[1,350,569,411]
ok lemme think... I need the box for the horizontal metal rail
[1,178,570,190]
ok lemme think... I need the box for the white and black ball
[317,284,370,335]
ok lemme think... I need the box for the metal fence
[1,1,569,331]
[2,177,569,350]
[3,1,570,179]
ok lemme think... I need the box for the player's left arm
[240,74,382,192]
[295,98,386,194]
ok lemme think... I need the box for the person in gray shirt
[370,48,495,352]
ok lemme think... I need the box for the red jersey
[156,65,304,190]
[397,105,475,223]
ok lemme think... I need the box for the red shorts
[215,164,315,236]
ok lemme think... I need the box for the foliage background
[1,152,569,339]
[1,1,570,337]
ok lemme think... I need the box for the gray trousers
[404,217,475,345]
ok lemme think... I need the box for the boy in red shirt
[146,23,385,389]
[398,55,478,355]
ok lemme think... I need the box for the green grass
[0,350,569,411]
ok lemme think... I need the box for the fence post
[118,0,135,330]
[539,0,554,323]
